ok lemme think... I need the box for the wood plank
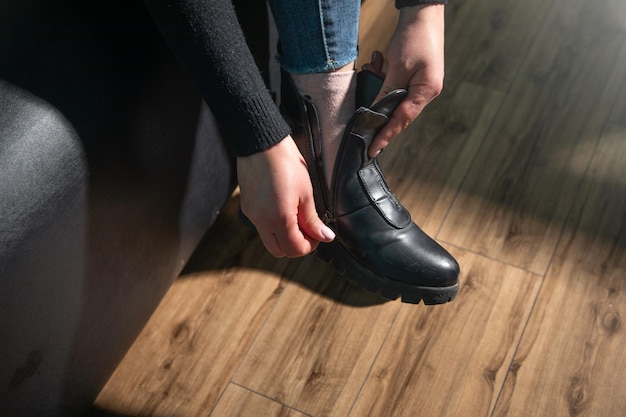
[347,246,542,417]
[231,255,402,417]
[379,80,504,236]
[92,198,297,417]
[610,75,626,124]
[358,0,553,92]
[89,3,626,417]
[210,384,309,417]
[438,5,626,274]
[492,122,626,417]
[357,0,397,70]
[444,0,552,91]
[609,41,626,124]
[360,2,507,237]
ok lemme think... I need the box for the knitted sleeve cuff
[223,91,292,157]
[396,0,447,8]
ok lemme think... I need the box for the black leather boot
[282,71,460,305]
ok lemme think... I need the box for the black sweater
[145,0,445,156]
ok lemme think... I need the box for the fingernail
[321,225,335,241]
[370,149,382,158]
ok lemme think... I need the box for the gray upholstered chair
[0,1,269,415]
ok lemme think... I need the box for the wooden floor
[89,0,626,415]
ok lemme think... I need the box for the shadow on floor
[180,194,389,307]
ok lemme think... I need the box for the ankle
[290,70,357,187]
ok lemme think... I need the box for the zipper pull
[322,210,334,225]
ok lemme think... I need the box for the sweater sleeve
[144,0,291,157]
[395,0,447,8]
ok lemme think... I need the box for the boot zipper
[303,96,334,219]
[322,210,335,225]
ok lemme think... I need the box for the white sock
[291,70,357,187]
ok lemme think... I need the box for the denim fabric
[268,0,360,73]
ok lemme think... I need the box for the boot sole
[316,241,459,305]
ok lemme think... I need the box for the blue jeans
[268,0,361,73]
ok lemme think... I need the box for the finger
[369,80,442,157]
[252,214,314,258]
[274,192,337,258]
[240,203,286,257]
[368,97,423,158]
[362,63,386,79]
[373,83,403,108]
[297,194,335,244]
[275,221,315,258]
[362,50,386,78]
[371,50,384,71]
[270,212,319,258]
[375,64,443,108]
[257,229,286,258]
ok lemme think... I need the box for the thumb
[372,67,408,104]
[368,69,413,157]
[298,195,335,243]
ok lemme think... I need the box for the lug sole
[316,241,459,305]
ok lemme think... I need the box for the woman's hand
[237,136,335,258]
[365,4,446,158]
